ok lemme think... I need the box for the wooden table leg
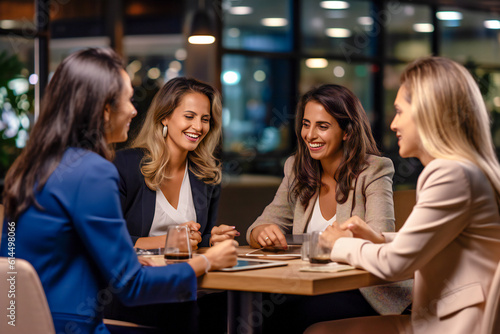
[227,291,263,334]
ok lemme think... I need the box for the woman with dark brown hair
[246,84,411,332]
[0,48,238,334]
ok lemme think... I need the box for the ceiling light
[357,17,374,26]
[320,1,350,9]
[229,6,253,15]
[325,28,352,38]
[484,20,500,29]
[261,18,288,27]
[436,11,463,21]
[305,58,328,68]
[222,71,241,85]
[333,66,345,78]
[253,70,266,82]
[0,20,17,29]
[413,23,434,33]
[188,0,216,45]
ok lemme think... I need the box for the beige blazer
[247,154,412,315]
[332,159,500,333]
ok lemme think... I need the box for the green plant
[0,51,34,178]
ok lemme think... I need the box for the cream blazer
[332,159,500,333]
[247,154,412,315]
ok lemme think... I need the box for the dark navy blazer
[0,148,197,334]
[113,148,220,247]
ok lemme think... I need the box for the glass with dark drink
[309,230,332,264]
[164,225,192,264]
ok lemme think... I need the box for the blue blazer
[113,148,220,247]
[0,148,197,334]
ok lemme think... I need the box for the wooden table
[145,247,388,334]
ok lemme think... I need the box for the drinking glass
[309,231,332,264]
[164,225,192,263]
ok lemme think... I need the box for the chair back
[0,257,55,333]
[393,189,416,232]
[482,261,500,334]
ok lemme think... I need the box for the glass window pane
[222,0,292,52]
[440,7,500,65]
[473,69,500,150]
[221,54,293,174]
[0,36,35,177]
[386,2,432,61]
[300,59,374,128]
[383,64,423,189]
[301,0,373,58]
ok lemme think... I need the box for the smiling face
[301,101,346,167]
[391,86,428,162]
[163,92,211,156]
[105,70,137,144]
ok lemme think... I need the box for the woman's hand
[210,224,240,246]
[180,221,202,250]
[250,224,287,249]
[320,222,353,250]
[204,239,238,271]
[340,216,385,244]
[137,256,159,267]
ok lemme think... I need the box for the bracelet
[200,254,211,274]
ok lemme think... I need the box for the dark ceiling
[410,0,500,13]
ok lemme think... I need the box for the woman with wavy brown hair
[114,77,239,250]
[246,84,411,332]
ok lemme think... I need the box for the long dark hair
[291,84,380,208]
[3,48,124,220]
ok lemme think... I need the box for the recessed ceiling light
[305,58,328,68]
[413,23,434,33]
[325,28,352,38]
[229,6,253,15]
[0,20,17,29]
[320,1,350,9]
[188,35,216,44]
[484,20,500,29]
[436,11,463,21]
[261,18,288,27]
[357,16,374,26]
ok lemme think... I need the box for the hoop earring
[163,125,168,138]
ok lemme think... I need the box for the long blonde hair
[131,77,222,189]
[401,56,500,202]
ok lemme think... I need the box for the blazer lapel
[189,169,208,234]
[141,184,156,237]
[293,191,318,233]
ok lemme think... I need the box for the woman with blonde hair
[307,57,500,333]
[106,77,238,332]
[114,77,239,249]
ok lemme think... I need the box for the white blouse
[306,196,336,233]
[149,163,197,236]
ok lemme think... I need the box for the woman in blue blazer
[114,77,239,250]
[0,48,237,334]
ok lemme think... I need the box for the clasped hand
[320,216,385,249]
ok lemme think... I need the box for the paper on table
[243,246,302,259]
[299,262,356,273]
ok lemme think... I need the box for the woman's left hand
[320,221,353,250]
[137,256,159,267]
[180,221,202,250]
[210,225,240,246]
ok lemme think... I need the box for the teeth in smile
[185,133,200,139]
[309,143,324,148]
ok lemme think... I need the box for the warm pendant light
[188,0,215,45]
